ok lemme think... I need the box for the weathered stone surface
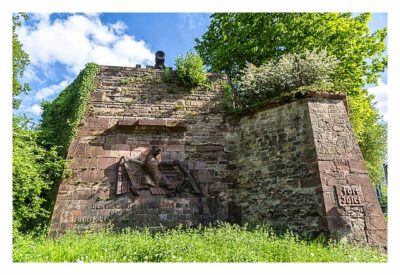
[308,98,386,247]
[49,65,386,249]
[226,96,386,247]
[49,66,229,236]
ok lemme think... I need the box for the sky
[15,13,387,122]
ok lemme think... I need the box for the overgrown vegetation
[175,51,207,88]
[221,81,234,112]
[195,13,387,187]
[162,67,171,83]
[12,13,31,109]
[13,223,386,263]
[39,63,100,156]
[236,50,339,106]
[12,13,66,234]
[13,116,65,234]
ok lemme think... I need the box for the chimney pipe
[155,51,165,69]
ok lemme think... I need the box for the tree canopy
[195,13,387,186]
[12,13,31,109]
[12,14,65,233]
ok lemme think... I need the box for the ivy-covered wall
[39,63,100,156]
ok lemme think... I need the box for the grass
[13,223,386,263]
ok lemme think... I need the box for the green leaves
[195,13,387,186]
[237,50,339,106]
[175,51,207,89]
[13,115,65,233]
[39,63,100,157]
[12,13,31,109]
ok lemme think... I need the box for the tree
[195,13,387,186]
[12,14,65,233]
[12,13,31,109]
[13,116,65,233]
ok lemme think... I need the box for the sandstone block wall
[49,65,386,248]
[49,66,229,235]
[226,95,387,246]
[226,98,323,236]
[308,97,386,246]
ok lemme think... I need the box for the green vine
[39,63,100,157]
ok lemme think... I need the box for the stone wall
[308,97,386,246]
[49,66,229,235]
[226,98,323,237]
[226,94,387,247]
[49,64,386,248]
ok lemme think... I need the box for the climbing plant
[39,63,100,156]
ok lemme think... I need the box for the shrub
[237,50,339,106]
[162,67,171,83]
[221,81,234,112]
[175,51,207,88]
[13,115,65,233]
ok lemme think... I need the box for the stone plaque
[336,185,365,207]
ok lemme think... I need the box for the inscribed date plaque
[335,185,365,207]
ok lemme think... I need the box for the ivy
[39,63,100,156]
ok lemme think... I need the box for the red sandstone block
[347,175,371,187]
[167,144,185,152]
[67,140,78,156]
[196,169,214,183]
[118,119,138,126]
[98,157,117,169]
[69,157,97,169]
[86,117,109,129]
[348,160,367,173]
[317,161,337,174]
[197,145,223,152]
[137,119,166,126]
[86,145,105,157]
[365,229,387,247]
[321,175,338,186]
[74,143,88,156]
[365,215,386,230]
[78,169,105,182]
[91,91,105,101]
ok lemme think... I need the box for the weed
[13,223,386,263]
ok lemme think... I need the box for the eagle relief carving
[116,146,201,197]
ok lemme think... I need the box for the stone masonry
[226,94,387,247]
[49,65,386,248]
[49,66,229,235]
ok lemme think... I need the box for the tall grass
[13,223,386,263]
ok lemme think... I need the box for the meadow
[13,223,386,263]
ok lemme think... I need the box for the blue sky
[15,13,387,122]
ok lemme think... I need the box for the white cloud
[368,80,388,120]
[18,14,154,75]
[22,66,41,83]
[27,104,43,116]
[35,79,70,100]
